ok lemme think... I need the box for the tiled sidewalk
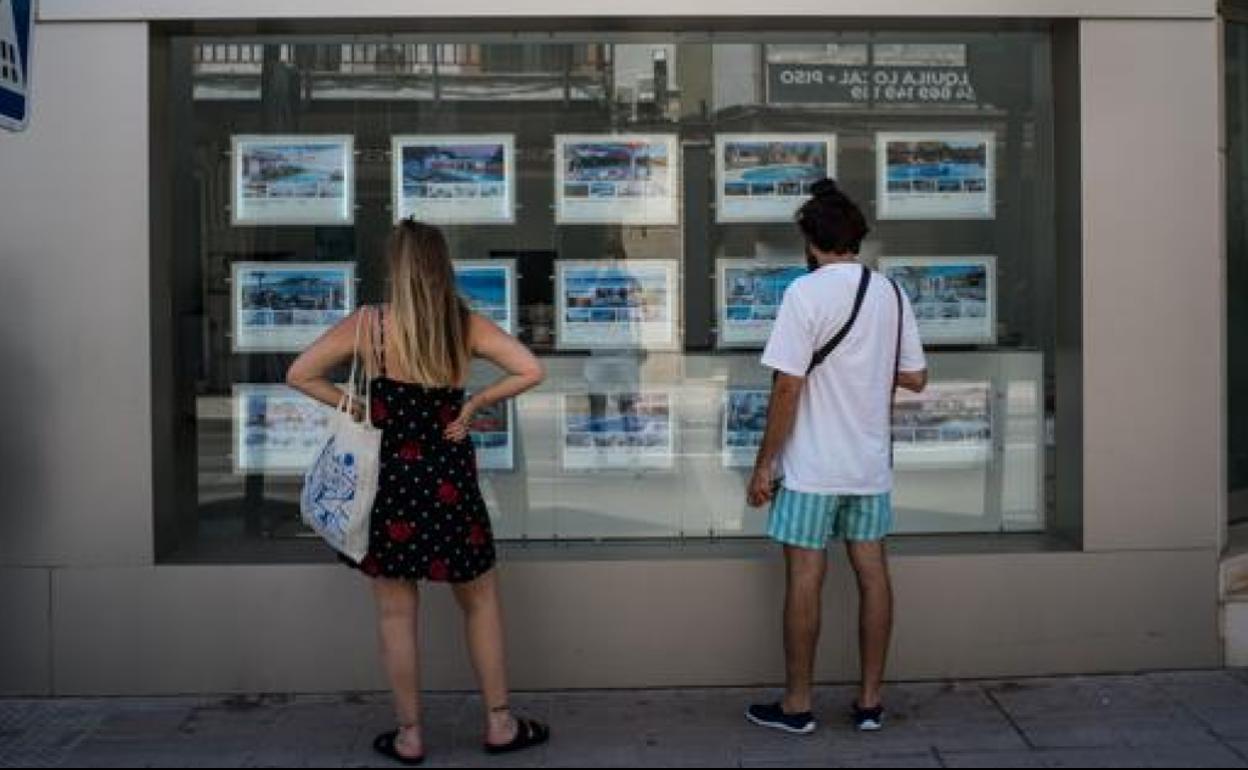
[4,670,1248,767]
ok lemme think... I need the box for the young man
[745,180,927,734]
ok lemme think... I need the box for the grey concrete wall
[0,569,51,695]
[0,21,151,696]
[1078,19,1224,552]
[0,22,153,569]
[46,547,1218,696]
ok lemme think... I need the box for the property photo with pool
[716,133,836,222]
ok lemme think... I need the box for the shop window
[153,27,1060,560]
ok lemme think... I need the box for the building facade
[0,0,1231,695]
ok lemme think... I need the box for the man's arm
[747,372,804,507]
[895,290,927,393]
[897,368,928,394]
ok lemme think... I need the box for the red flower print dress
[340,308,496,583]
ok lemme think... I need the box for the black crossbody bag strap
[805,264,872,376]
[887,276,904,467]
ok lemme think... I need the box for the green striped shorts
[767,487,893,549]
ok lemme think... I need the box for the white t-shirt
[761,262,926,495]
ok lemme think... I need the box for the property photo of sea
[892,382,992,448]
[564,393,672,451]
[725,390,769,450]
[722,140,827,198]
[240,143,346,200]
[563,141,669,198]
[724,265,805,322]
[239,267,350,328]
[237,387,332,472]
[470,402,510,451]
[886,263,989,322]
[455,266,510,326]
[886,139,987,194]
[402,142,506,198]
[564,267,668,324]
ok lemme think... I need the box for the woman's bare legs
[373,577,424,759]
[451,568,518,745]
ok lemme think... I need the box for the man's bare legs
[781,540,893,714]
[846,540,893,709]
[781,545,828,714]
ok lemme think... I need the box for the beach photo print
[715,134,836,223]
[392,135,515,224]
[722,389,770,469]
[233,384,334,475]
[469,398,515,472]
[891,381,994,470]
[231,262,355,353]
[454,260,516,335]
[555,134,680,225]
[876,131,994,220]
[556,260,678,350]
[717,258,806,348]
[561,390,675,471]
[231,135,354,225]
[879,255,997,345]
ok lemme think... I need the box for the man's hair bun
[809,178,842,200]
[795,178,869,255]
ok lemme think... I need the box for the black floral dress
[339,310,497,583]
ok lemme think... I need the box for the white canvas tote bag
[300,308,383,563]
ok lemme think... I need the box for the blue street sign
[0,0,33,131]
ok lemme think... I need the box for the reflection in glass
[162,29,1058,560]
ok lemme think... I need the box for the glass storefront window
[152,27,1059,559]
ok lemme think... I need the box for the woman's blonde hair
[382,219,471,386]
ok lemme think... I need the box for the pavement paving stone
[7,672,1248,767]
[941,745,1248,768]
[1147,670,1248,740]
[0,701,105,768]
[985,675,1179,718]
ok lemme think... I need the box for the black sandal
[483,716,550,755]
[373,729,426,766]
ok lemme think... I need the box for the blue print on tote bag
[302,436,362,544]
[299,308,383,562]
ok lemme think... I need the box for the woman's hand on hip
[444,402,476,443]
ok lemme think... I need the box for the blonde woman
[287,219,549,765]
